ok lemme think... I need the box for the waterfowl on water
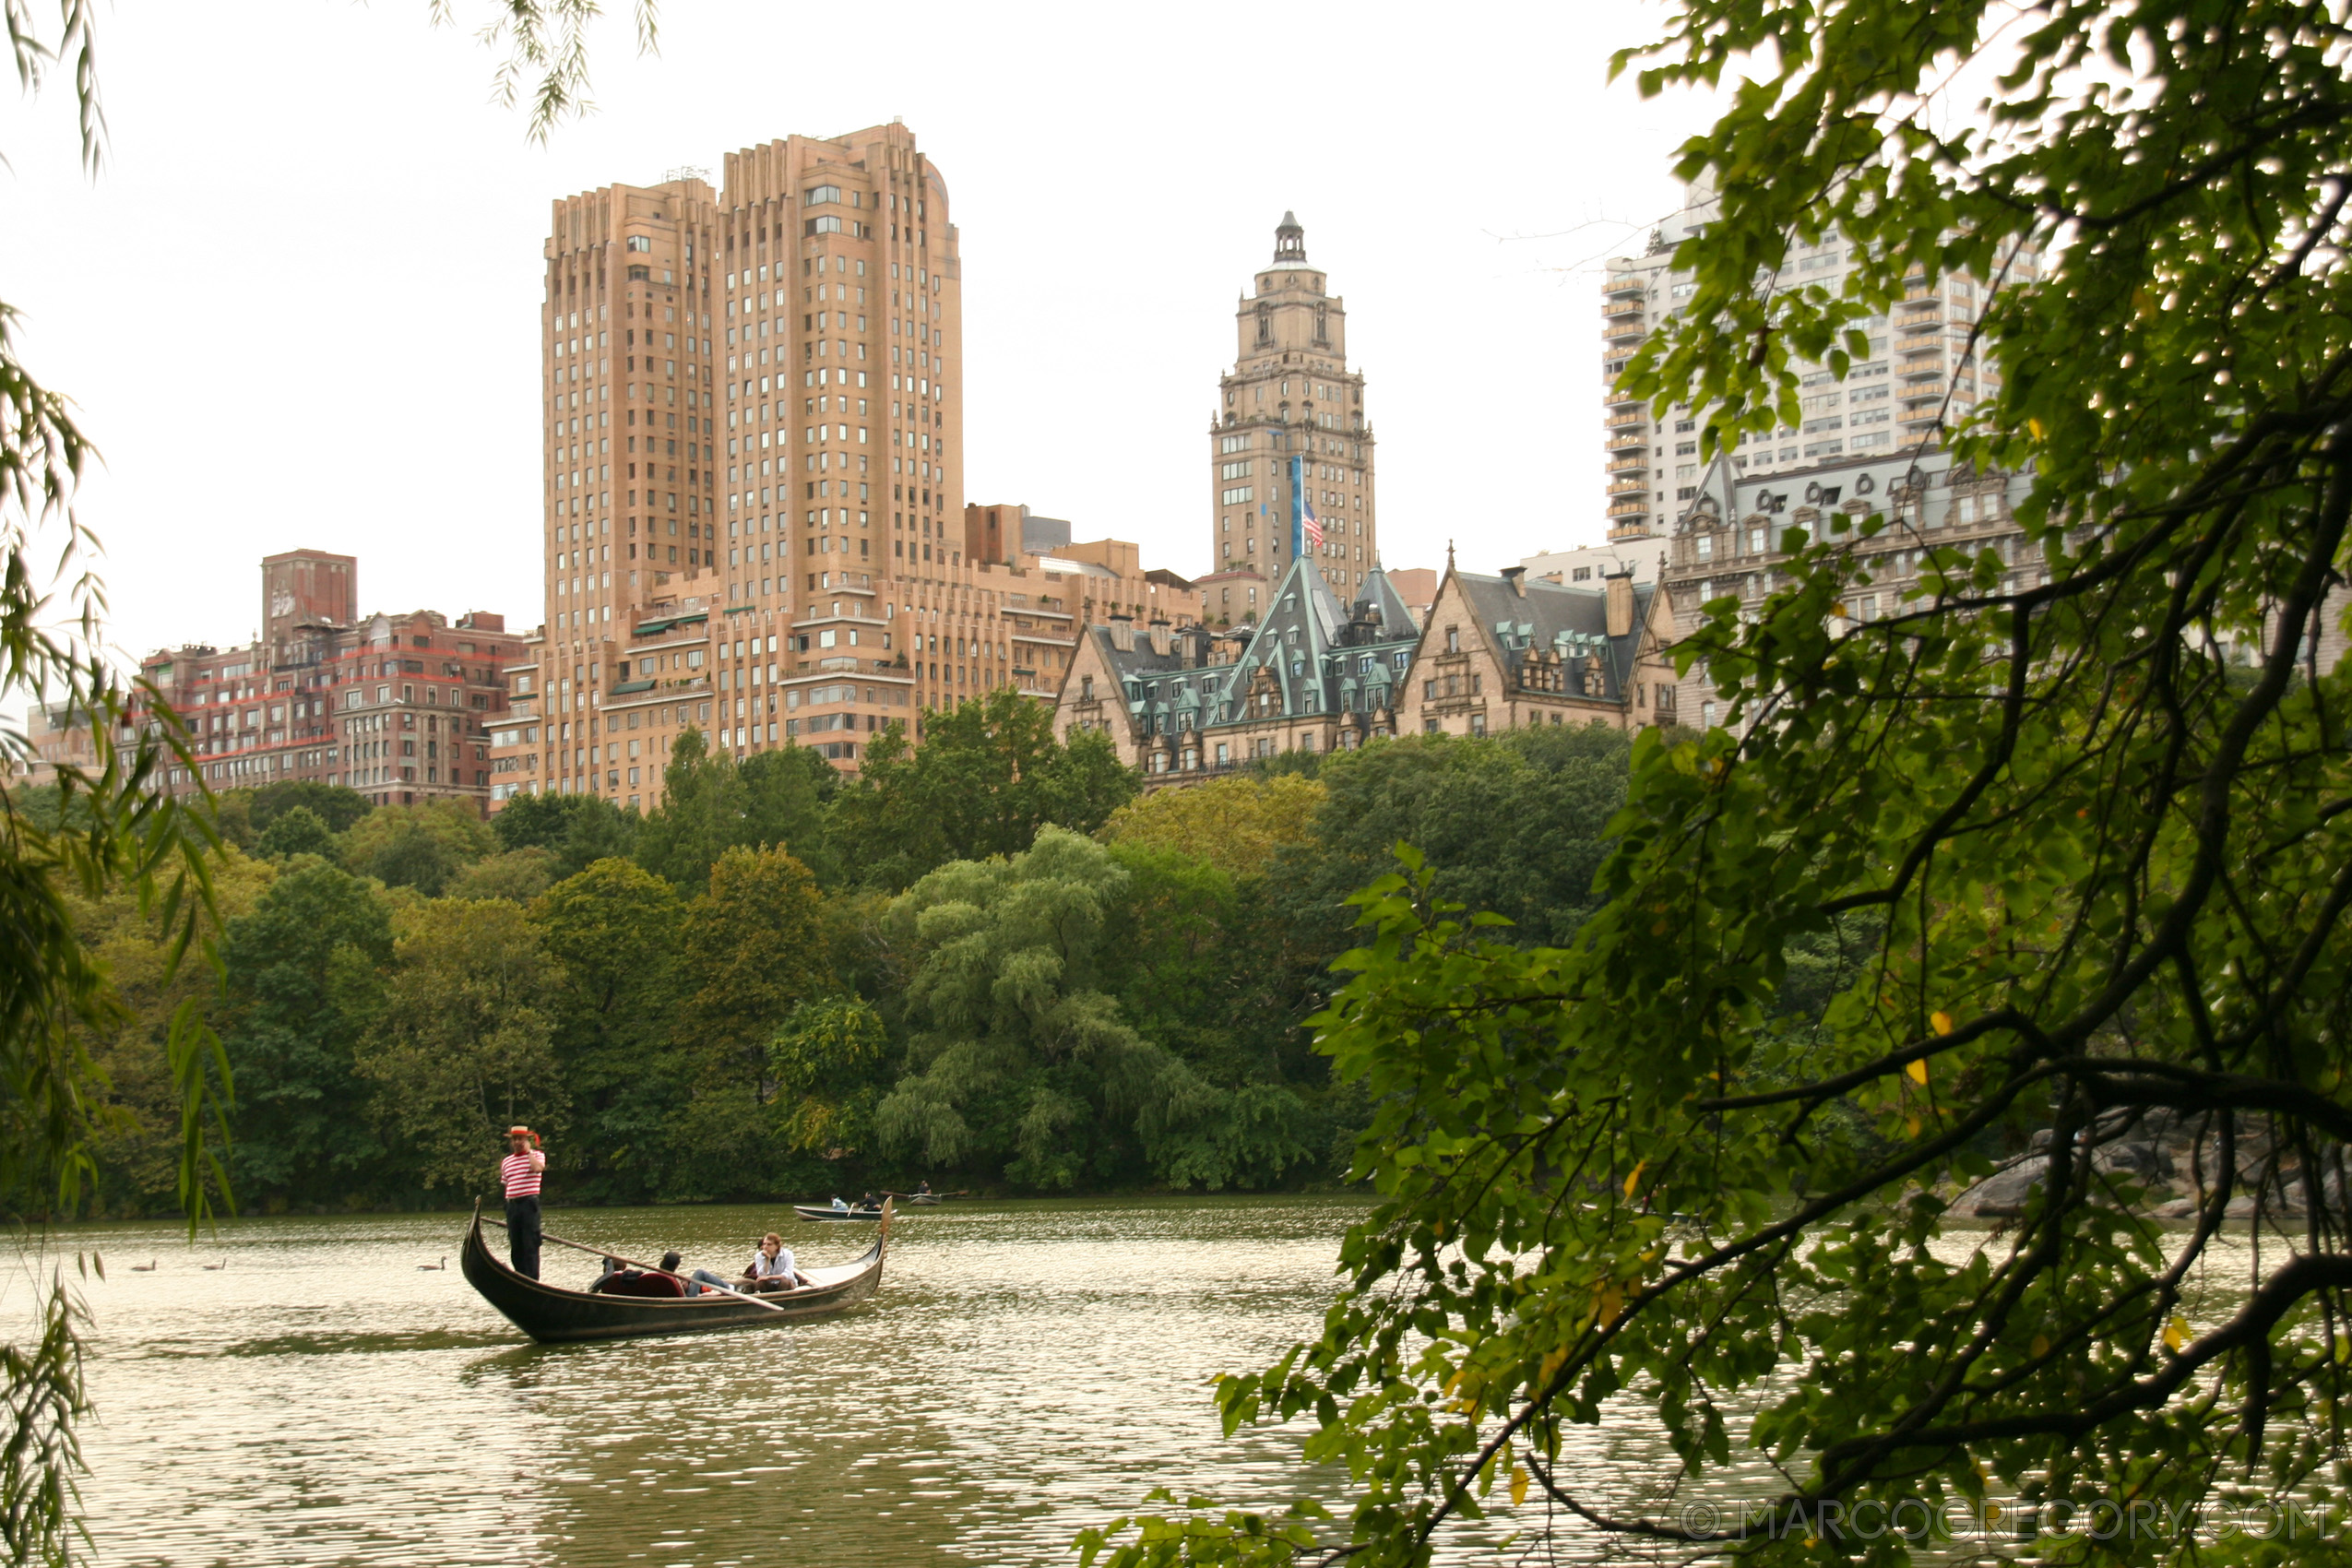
[130,1260,157,1272]
[201,1259,226,1271]
[419,1258,446,1271]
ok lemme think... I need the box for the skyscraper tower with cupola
[1205,213,1378,622]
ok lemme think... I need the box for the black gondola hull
[459,1205,888,1343]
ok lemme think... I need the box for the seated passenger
[830,1195,849,1212]
[587,1257,639,1293]
[741,1232,804,1292]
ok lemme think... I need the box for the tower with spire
[1203,212,1379,624]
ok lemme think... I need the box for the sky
[0,0,1728,665]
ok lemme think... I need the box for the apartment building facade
[1051,552,1676,789]
[513,119,1017,806]
[29,550,524,811]
[1207,214,1379,615]
[1599,181,2042,540]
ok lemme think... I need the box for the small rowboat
[460,1200,890,1343]
[792,1204,885,1222]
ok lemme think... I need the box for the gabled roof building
[1407,555,1677,738]
[1054,557,1421,781]
[1051,551,1681,789]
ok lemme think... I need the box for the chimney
[1605,570,1634,638]
[1109,612,1135,653]
[1146,617,1171,656]
[1502,565,1527,597]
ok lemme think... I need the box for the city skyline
[0,0,1723,669]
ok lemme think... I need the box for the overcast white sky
[0,0,1725,661]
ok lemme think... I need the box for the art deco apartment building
[1206,214,1378,622]
[1598,180,2042,540]
[511,120,1003,805]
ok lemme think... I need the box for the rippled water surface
[61,1197,1388,1567]
[50,1201,2280,1566]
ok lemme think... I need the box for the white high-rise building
[1598,181,2042,540]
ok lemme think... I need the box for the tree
[255,805,338,862]
[769,996,891,1158]
[669,845,834,1194]
[493,790,640,879]
[244,780,371,836]
[1099,774,1324,880]
[216,861,396,1205]
[70,851,278,1217]
[833,688,1139,891]
[355,898,565,1190]
[1282,726,1637,950]
[529,858,686,1202]
[1089,2,2352,1562]
[873,828,1244,1189]
[445,847,559,903]
[634,728,835,891]
[341,802,497,896]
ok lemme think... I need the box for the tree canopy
[1084,0,2352,1563]
[835,689,1138,890]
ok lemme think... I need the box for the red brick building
[68,551,528,813]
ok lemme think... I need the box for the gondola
[792,1204,885,1222]
[459,1199,890,1343]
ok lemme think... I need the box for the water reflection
[65,1197,1370,1567]
[57,1202,2284,1566]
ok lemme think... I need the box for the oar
[481,1216,788,1313]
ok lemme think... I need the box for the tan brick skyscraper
[523,121,968,797]
[1206,213,1378,621]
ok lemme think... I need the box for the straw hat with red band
[505,1125,540,1146]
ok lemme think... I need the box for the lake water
[53,1196,1403,1568]
[41,1199,2286,1566]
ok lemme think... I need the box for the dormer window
[1445,626,1461,653]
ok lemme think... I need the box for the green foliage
[71,851,277,1217]
[355,899,565,1189]
[1283,725,1636,950]
[529,858,684,1202]
[833,688,1139,890]
[493,790,638,879]
[633,727,835,891]
[666,845,835,1196]
[341,802,497,897]
[769,996,890,1156]
[255,805,337,862]
[874,828,1290,1190]
[244,780,371,836]
[444,847,558,903]
[1100,774,1324,880]
[1101,0,2352,1561]
[216,861,396,1203]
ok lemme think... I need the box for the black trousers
[505,1194,542,1279]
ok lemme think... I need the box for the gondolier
[499,1126,546,1279]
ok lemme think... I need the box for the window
[1219,461,1252,481]
[1445,626,1460,653]
[805,216,843,237]
[805,184,842,206]
[1221,485,1254,506]
[1219,434,1251,454]
[625,235,651,253]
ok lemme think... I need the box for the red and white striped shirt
[500,1149,544,1198]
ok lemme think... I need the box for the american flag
[1301,491,1324,552]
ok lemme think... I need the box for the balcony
[1601,299,1645,318]
[1607,432,1649,451]
[1606,455,1648,475]
[1605,410,1647,429]
[1606,479,1649,497]
[1606,277,1646,299]
[1606,500,1651,519]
